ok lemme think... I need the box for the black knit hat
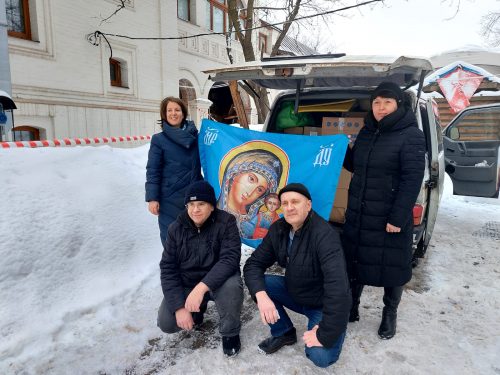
[184,180,217,207]
[278,182,312,201]
[370,81,404,106]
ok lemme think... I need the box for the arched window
[12,126,40,141]
[179,78,196,109]
[208,81,251,124]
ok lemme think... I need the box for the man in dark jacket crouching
[243,183,351,368]
[158,180,243,357]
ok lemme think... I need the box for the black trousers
[157,273,243,337]
[351,282,403,312]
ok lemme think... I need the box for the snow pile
[0,145,499,374]
[0,146,161,372]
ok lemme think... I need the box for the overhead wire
[86,0,383,44]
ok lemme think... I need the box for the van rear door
[443,104,500,198]
[204,55,433,90]
[420,99,445,248]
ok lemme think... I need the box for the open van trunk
[204,55,441,259]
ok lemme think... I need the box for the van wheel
[412,233,427,268]
[414,235,427,259]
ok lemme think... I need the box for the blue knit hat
[184,181,216,207]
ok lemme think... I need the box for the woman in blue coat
[146,97,202,245]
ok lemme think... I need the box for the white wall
[6,0,259,140]
[177,12,246,99]
[7,0,179,139]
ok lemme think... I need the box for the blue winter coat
[145,120,202,235]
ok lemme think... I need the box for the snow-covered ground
[1,145,499,375]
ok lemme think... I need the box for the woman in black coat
[342,82,425,340]
[145,97,202,245]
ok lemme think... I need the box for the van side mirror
[449,127,460,140]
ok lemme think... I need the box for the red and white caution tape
[1,135,151,149]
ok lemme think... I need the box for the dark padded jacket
[160,209,241,313]
[243,211,351,348]
[145,120,202,230]
[342,106,425,287]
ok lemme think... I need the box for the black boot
[378,308,397,339]
[258,327,297,354]
[349,283,364,322]
[222,334,241,357]
[378,286,403,339]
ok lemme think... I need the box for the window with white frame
[109,58,128,88]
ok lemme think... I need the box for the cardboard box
[283,127,304,135]
[329,188,349,223]
[337,168,352,189]
[322,116,364,137]
[329,207,346,223]
[283,126,322,135]
[303,126,322,136]
[329,178,351,223]
[333,188,348,208]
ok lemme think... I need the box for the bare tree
[226,0,383,122]
[481,11,500,47]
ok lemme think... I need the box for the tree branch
[270,0,302,56]
[100,0,126,25]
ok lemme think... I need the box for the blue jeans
[264,275,346,368]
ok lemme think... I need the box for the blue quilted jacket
[145,120,202,231]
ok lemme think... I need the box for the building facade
[3,0,252,141]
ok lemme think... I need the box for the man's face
[186,201,214,227]
[280,191,311,231]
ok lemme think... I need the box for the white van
[205,54,499,263]
[443,103,500,198]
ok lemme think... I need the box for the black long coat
[342,106,425,287]
[145,120,202,237]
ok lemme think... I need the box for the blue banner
[199,119,348,248]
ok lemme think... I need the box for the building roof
[259,20,318,56]
[430,47,500,75]
[278,34,318,56]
